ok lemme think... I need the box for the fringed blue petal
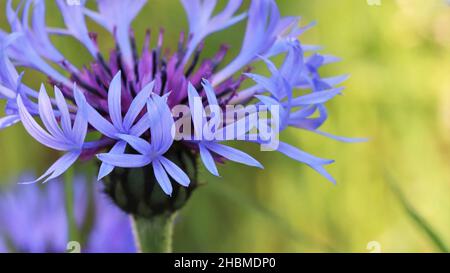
[182,0,246,64]
[152,159,173,196]
[97,140,127,181]
[85,0,147,65]
[159,156,190,187]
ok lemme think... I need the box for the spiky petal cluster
[0,0,363,195]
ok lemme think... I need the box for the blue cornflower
[0,0,362,198]
[0,175,136,253]
[76,71,155,180]
[98,93,190,195]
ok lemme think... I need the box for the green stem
[64,167,79,242]
[385,171,449,252]
[131,213,176,253]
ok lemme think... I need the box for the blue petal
[201,79,219,106]
[276,142,333,165]
[159,156,190,187]
[200,79,222,130]
[289,104,328,130]
[182,0,245,64]
[108,71,124,131]
[0,114,20,129]
[152,159,173,196]
[205,142,263,169]
[3,18,69,84]
[199,143,220,176]
[255,94,289,130]
[322,75,349,87]
[76,89,117,138]
[276,142,336,184]
[0,33,21,90]
[146,96,164,148]
[213,0,280,86]
[117,134,151,155]
[278,40,304,85]
[187,83,206,138]
[129,113,150,136]
[252,54,293,100]
[20,151,80,184]
[214,111,259,141]
[96,153,151,168]
[97,140,127,181]
[17,95,68,151]
[43,151,81,183]
[55,0,98,56]
[0,83,16,99]
[72,95,88,147]
[147,94,175,153]
[244,73,278,96]
[25,0,66,63]
[85,0,146,65]
[38,85,65,140]
[290,87,343,106]
[309,165,336,184]
[313,130,369,143]
[54,86,72,136]
[87,105,118,138]
[123,81,154,130]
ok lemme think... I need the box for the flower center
[51,29,247,116]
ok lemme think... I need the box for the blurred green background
[1,0,450,252]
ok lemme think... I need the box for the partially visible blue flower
[181,0,246,64]
[0,175,135,253]
[97,94,190,195]
[54,0,98,58]
[1,0,70,84]
[212,0,282,86]
[0,34,39,129]
[247,45,344,131]
[84,0,147,68]
[77,71,155,180]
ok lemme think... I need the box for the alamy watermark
[66,241,81,253]
[66,0,81,6]
[367,0,381,6]
[171,98,281,151]
[367,241,382,253]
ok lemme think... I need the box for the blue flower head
[0,0,364,199]
[0,175,136,253]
